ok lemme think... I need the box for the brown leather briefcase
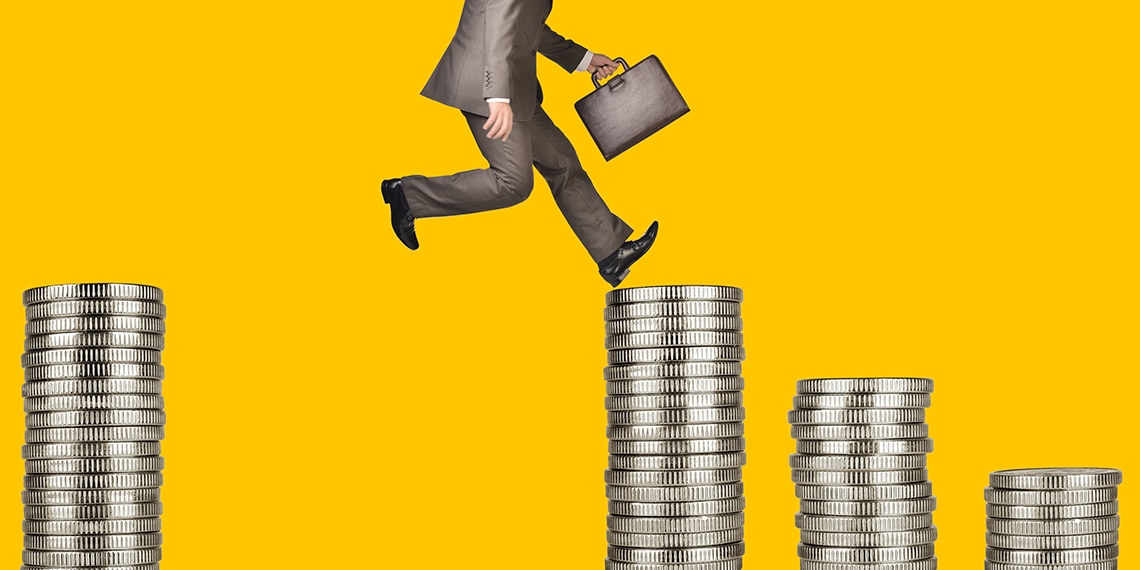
[574,55,689,161]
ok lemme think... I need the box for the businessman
[380,0,657,287]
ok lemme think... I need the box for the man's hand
[483,101,514,141]
[588,54,620,79]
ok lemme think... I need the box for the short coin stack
[986,468,1122,570]
[788,377,938,570]
[21,283,166,570]
[603,285,746,570]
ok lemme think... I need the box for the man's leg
[529,106,634,263]
[400,111,535,218]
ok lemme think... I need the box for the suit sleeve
[483,0,524,100]
[538,25,589,73]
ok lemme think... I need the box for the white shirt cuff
[575,50,594,73]
[485,97,510,104]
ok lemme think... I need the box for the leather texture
[598,220,659,287]
[574,55,689,161]
[381,179,419,250]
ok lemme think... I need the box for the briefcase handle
[591,58,631,90]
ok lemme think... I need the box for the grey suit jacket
[420,0,588,120]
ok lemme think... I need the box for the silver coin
[25,456,165,474]
[22,348,162,368]
[986,530,1118,550]
[25,502,163,520]
[610,438,745,456]
[606,316,744,335]
[605,561,743,570]
[23,517,161,536]
[986,515,1119,536]
[801,526,938,548]
[795,513,933,532]
[793,469,928,486]
[25,394,165,413]
[606,392,742,411]
[604,301,742,321]
[19,564,161,570]
[607,512,744,534]
[611,453,747,471]
[609,497,745,517]
[796,482,933,501]
[604,468,743,487]
[25,426,165,444]
[985,545,1118,565]
[26,299,166,320]
[796,438,933,455]
[791,424,929,440]
[22,442,162,459]
[605,362,743,380]
[23,283,164,306]
[606,285,744,305]
[984,561,1116,570]
[986,501,1118,519]
[985,487,1118,506]
[25,532,162,550]
[25,331,165,352]
[792,394,930,409]
[608,407,745,425]
[789,454,926,471]
[608,346,746,365]
[989,468,1123,490]
[800,497,937,516]
[22,488,160,505]
[607,423,744,441]
[607,377,745,395]
[23,378,163,398]
[798,544,934,563]
[24,472,162,491]
[796,378,934,394]
[607,482,744,503]
[25,363,164,382]
[25,316,165,336]
[608,542,745,564]
[607,331,744,350]
[788,408,926,425]
[22,548,161,567]
[607,528,744,548]
[27,410,166,429]
[800,560,938,570]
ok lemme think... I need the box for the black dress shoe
[598,221,658,287]
[380,178,419,250]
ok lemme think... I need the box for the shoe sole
[602,268,632,287]
[382,184,419,250]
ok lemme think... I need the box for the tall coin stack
[21,283,165,570]
[603,285,746,570]
[788,378,938,570]
[986,468,1122,570]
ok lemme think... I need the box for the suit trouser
[401,105,634,263]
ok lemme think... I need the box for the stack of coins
[986,468,1122,570]
[788,377,937,569]
[21,283,165,570]
[603,285,746,570]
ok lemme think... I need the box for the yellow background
[2,0,1137,567]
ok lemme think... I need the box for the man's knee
[493,166,535,203]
